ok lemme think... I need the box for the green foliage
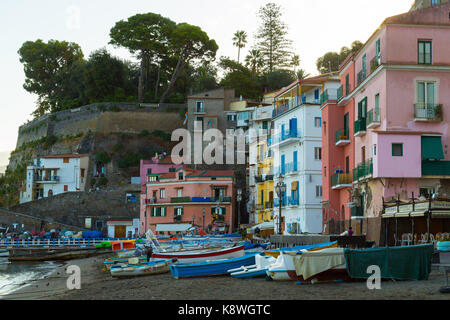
[152,130,171,141]
[232,30,247,63]
[139,130,150,137]
[95,152,111,164]
[97,176,108,186]
[316,40,363,74]
[254,3,293,73]
[118,152,144,168]
[219,57,262,100]
[109,105,121,112]
[262,69,296,93]
[113,143,124,153]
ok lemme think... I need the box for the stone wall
[7,184,141,235]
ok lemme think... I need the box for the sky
[0,0,414,159]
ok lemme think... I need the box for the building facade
[141,168,235,235]
[20,154,89,203]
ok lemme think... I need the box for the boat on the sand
[153,244,245,264]
[228,254,276,279]
[110,258,176,278]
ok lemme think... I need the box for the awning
[155,224,193,232]
[422,136,444,160]
[410,210,426,217]
[247,221,274,233]
[431,210,450,218]
[395,212,411,218]
[383,213,396,218]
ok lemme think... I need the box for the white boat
[152,244,245,264]
[228,254,277,279]
[110,259,176,278]
[266,251,297,281]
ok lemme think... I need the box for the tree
[18,39,84,116]
[296,69,310,80]
[245,49,264,76]
[219,57,262,100]
[291,54,300,74]
[316,40,364,74]
[159,23,218,103]
[109,13,176,103]
[232,30,247,63]
[255,3,293,73]
[262,69,296,93]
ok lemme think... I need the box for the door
[114,225,126,238]
[361,147,366,163]
[344,113,349,136]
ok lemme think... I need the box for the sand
[2,253,449,300]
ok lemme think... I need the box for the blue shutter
[314,89,319,100]
[281,154,286,175]
[281,124,285,140]
[293,151,298,171]
[289,118,297,137]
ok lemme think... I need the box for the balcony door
[344,113,349,136]
[358,98,367,119]
[361,146,366,163]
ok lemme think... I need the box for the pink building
[139,154,186,229]
[141,168,236,235]
[347,4,450,243]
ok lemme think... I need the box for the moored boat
[228,254,276,279]
[170,253,257,279]
[153,244,245,264]
[7,247,112,262]
[110,258,176,278]
[265,241,338,258]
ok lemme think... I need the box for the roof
[40,153,89,159]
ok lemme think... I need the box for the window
[175,207,183,216]
[315,186,323,197]
[227,114,236,121]
[392,143,403,157]
[358,97,367,119]
[196,101,204,112]
[418,40,432,65]
[362,54,367,78]
[314,117,322,128]
[417,81,435,106]
[376,39,381,64]
[345,74,350,95]
[431,0,438,5]
[177,189,182,197]
[314,147,322,160]
[262,121,268,130]
[147,168,152,175]
[80,169,85,178]
[178,172,184,180]
[371,144,377,157]
[323,121,327,136]
[63,158,69,163]
[160,189,165,199]
[314,89,319,101]
[64,185,68,192]
[346,157,350,174]
[324,167,326,177]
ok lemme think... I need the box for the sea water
[0,257,61,297]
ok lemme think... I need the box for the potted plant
[437,236,450,251]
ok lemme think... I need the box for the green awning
[421,136,444,160]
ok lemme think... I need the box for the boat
[228,254,277,279]
[7,247,112,262]
[182,232,242,242]
[153,244,245,264]
[265,241,338,258]
[110,258,176,278]
[0,249,9,257]
[104,256,150,270]
[170,253,257,279]
[265,241,339,281]
[111,240,136,252]
[288,248,350,283]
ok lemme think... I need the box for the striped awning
[431,210,450,218]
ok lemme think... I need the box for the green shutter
[161,207,166,217]
[422,136,444,160]
[150,207,155,217]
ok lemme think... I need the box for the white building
[270,75,340,234]
[20,154,89,203]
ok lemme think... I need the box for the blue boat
[170,253,258,279]
[228,254,277,279]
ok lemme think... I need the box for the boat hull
[7,247,111,261]
[170,254,257,279]
[110,259,174,278]
[153,245,245,264]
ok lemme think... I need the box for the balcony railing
[191,197,212,202]
[331,173,353,189]
[357,70,367,87]
[265,201,273,209]
[171,197,191,203]
[320,89,339,105]
[270,130,301,146]
[367,108,380,128]
[287,196,299,206]
[211,196,232,203]
[354,118,367,136]
[272,102,290,118]
[353,159,373,181]
[34,175,60,182]
[335,128,350,145]
[414,103,443,121]
[255,176,264,183]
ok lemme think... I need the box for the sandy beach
[1,252,449,300]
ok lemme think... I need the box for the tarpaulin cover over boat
[344,244,434,281]
[293,248,346,280]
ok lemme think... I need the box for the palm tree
[291,54,300,74]
[233,30,247,63]
[245,49,264,76]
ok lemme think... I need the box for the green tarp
[422,136,444,160]
[344,245,434,281]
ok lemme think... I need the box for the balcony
[191,197,212,202]
[145,197,157,204]
[422,160,450,176]
[370,56,381,74]
[351,206,364,217]
[287,196,299,207]
[320,89,339,105]
[255,176,264,184]
[335,128,350,146]
[269,130,301,148]
[34,175,60,183]
[272,102,290,118]
[354,118,366,137]
[285,162,299,175]
[211,196,232,203]
[367,108,380,129]
[353,159,373,182]
[171,197,191,203]
[265,174,274,181]
[331,173,353,190]
[357,70,367,87]
[414,104,443,122]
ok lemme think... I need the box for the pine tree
[255,3,293,73]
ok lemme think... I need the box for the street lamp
[237,188,242,232]
[275,175,286,235]
[202,208,206,231]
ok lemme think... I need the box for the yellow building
[256,140,274,223]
